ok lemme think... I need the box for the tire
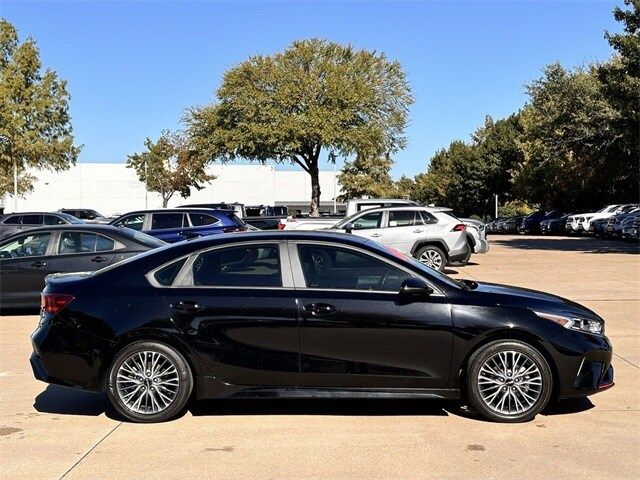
[107,341,193,423]
[465,340,553,423]
[414,245,446,271]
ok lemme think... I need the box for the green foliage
[498,200,535,218]
[337,154,396,200]
[400,1,638,217]
[187,38,413,216]
[127,131,215,208]
[0,19,80,198]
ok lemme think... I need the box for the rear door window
[191,244,281,287]
[151,213,185,230]
[388,210,417,227]
[44,215,66,225]
[114,214,145,231]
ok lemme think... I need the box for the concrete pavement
[1,235,638,479]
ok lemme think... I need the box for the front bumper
[548,329,614,398]
[474,237,489,254]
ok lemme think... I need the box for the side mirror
[399,278,433,304]
[344,222,355,234]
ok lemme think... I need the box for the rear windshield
[226,213,247,227]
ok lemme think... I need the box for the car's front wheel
[107,341,193,423]
[466,340,553,422]
[415,245,446,271]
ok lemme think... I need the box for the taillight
[41,293,75,314]
[451,224,466,232]
[277,223,286,230]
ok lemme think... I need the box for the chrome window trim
[287,239,444,296]
[146,240,293,289]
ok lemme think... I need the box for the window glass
[22,215,43,225]
[0,232,51,258]
[58,232,99,254]
[297,244,412,291]
[189,213,219,226]
[120,228,166,248]
[388,210,416,227]
[418,211,437,225]
[44,215,65,225]
[154,258,187,286]
[352,212,382,230]
[115,214,145,231]
[3,215,21,225]
[151,213,184,230]
[95,235,115,252]
[192,244,281,287]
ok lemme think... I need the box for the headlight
[533,310,604,335]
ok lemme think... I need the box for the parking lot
[1,234,638,480]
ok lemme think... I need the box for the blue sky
[2,0,620,177]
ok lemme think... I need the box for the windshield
[120,227,166,247]
[58,213,84,224]
[334,210,373,229]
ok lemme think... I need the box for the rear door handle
[304,303,336,317]
[370,233,382,238]
[30,261,47,268]
[91,256,108,263]
[413,229,424,233]
[170,300,204,313]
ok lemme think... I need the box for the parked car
[109,209,247,242]
[581,204,638,233]
[32,230,614,423]
[0,212,83,240]
[485,217,507,234]
[57,208,114,224]
[500,215,525,234]
[0,225,164,309]
[180,203,287,230]
[518,210,563,235]
[540,214,572,235]
[605,208,640,237]
[428,208,489,258]
[279,198,418,230]
[326,206,469,271]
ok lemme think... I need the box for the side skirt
[197,378,460,401]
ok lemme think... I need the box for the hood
[469,281,599,319]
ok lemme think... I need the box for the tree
[0,19,80,199]
[127,131,215,208]
[337,153,395,200]
[187,38,413,216]
[514,63,625,210]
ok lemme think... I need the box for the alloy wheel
[116,350,180,415]
[477,350,543,415]
[418,249,443,269]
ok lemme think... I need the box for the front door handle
[370,233,382,238]
[91,255,108,263]
[170,300,204,313]
[413,229,424,233]
[304,303,336,317]
[30,261,47,268]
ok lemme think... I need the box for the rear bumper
[448,244,471,263]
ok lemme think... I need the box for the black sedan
[0,225,164,309]
[31,231,613,423]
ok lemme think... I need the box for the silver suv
[329,206,469,271]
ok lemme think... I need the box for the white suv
[328,206,469,271]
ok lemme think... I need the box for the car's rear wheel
[415,245,446,271]
[466,340,553,423]
[107,341,193,423]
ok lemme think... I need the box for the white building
[3,163,343,216]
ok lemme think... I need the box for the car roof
[1,224,125,233]
[117,208,231,214]
[2,211,65,216]
[347,206,441,214]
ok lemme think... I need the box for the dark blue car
[109,209,247,242]
[518,210,564,234]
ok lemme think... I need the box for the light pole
[144,159,148,209]
[13,160,17,212]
